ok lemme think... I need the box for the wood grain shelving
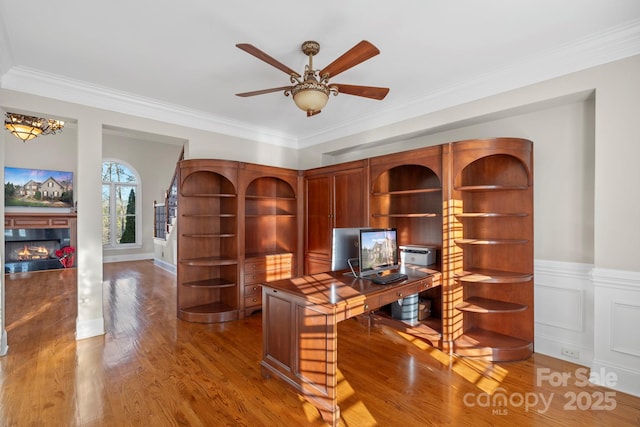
[455,296,528,313]
[177,159,240,323]
[450,138,534,362]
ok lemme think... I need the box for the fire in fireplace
[5,227,71,273]
[9,242,57,261]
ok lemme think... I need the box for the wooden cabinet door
[304,161,368,274]
[333,168,365,228]
[305,174,332,258]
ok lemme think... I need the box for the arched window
[102,160,141,248]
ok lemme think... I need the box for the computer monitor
[358,228,399,277]
[331,227,365,271]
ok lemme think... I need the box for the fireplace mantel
[5,212,77,229]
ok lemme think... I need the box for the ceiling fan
[235,40,389,117]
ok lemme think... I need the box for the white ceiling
[1,0,640,148]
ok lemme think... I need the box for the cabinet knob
[397,292,403,298]
[364,304,369,310]
[253,286,258,291]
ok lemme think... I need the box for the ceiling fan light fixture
[236,40,387,116]
[292,81,329,113]
[4,112,64,142]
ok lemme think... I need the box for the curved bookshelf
[455,296,528,313]
[453,328,533,362]
[178,302,238,323]
[450,141,534,362]
[180,256,238,266]
[455,238,529,245]
[182,278,236,288]
[177,162,240,323]
[455,184,528,192]
[455,269,533,283]
[373,213,440,218]
[455,212,528,218]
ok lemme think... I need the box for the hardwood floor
[1,260,639,426]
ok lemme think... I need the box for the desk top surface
[263,264,440,306]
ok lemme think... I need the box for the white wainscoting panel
[592,267,640,397]
[534,259,594,366]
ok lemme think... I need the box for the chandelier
[4,112,65,142]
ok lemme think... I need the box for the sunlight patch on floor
[393,329,509,395]
[298,367,378,426]
[337,368,377,427]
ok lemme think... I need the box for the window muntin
[102,160,140,248]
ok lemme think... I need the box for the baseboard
[76,317,105,340]
[591,358,640,397]
[154,258,176,274]
[535,334,593,367]
[103,252,154,263]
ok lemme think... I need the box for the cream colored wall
[3,123,77,180]
[102,133,183,259]
[591,58,640,272]
[186,132,299,169]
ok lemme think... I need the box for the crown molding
[1,19,639,150]
[297,18,640,148]
[0,67,299,149]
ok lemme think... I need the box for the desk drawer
[379,283,419,306]
[245,284,262,297]
[245,254,293,272]
[245,269,294,285]
[362,295,379,312]
[345,294,378,318]
[245,293,262,308]
[415,277,433,292]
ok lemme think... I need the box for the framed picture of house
[4,166,74,209]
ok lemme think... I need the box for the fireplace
[4,213,76,274]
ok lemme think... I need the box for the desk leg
[262,288,341,426]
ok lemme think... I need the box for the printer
[399,245,437,266]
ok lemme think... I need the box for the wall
[3,122,77,184]
[102,131,183,262]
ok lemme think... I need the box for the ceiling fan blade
[235,86,292,97]
[319,40,380,79]
[330,84,389,100]
[236,44,301,78]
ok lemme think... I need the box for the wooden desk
[260,266,440,426]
